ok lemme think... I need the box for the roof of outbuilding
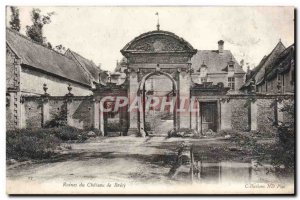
[240,41,286,89]
[6,28,91,87]
[191,50,245,74]
[265,44,294,81]
[255,41,286,85]
[65,49,100,82]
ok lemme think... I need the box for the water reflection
[172,160,293,185]
[197,161,271,184]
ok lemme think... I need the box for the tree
[26,8,54,44]
[9,6,20,32]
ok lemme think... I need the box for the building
[191,40,246,94]
[65,49,101,87]
[6,28,100,129]
[7,27,294,137]
[241,41,295,94]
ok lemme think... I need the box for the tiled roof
[255,41,286,85]
[241,55,269,88]
[65,49,100,82]
[6,28,91,87]
[266,44,294,81]
[240,41,286,89]
[191,50,245,74]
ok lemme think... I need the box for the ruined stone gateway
[6,27,295,137]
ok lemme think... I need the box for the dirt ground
[7,136,294,194]
[7,136,239,184]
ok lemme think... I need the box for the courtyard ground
[6,136,294,194]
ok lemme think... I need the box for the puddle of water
[173,160,294,186]
[169,145,294,187]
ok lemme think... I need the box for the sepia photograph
[5,6,295,195]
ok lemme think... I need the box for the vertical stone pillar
[19,93,26,129]
[138,89,146,137]
[178,69,191,129]
[250,100,258,131]
[127,69,139,135]
[196,100,200,133]
[190,97,198,130]
[99,100,105,136]
[93,100,100,130]
[66,97,73,127]
[172,92,178,130]
[220,99,232,130]
[277,99,284,124]
[42,97,50,127]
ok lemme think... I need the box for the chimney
[218,40,224,53]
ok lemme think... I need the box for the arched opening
[137,71,177,137]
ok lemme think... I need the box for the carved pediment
[121,30,196,54]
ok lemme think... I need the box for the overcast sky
[6,6,294,71]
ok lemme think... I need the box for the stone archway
[121,29,197,137]
[137,70,178,137]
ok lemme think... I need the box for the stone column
[93,100,100,130]
[99,100,105,136]
[196,100,200,133]
[277,99,284,124]
[19,93,26,129]
[220,99,232,130]
[173,91,178,130]
[190,97,198,130]
[178,69,191,129]
[66,97,73,127]
[127,69,139,136]
[41,97,50,127]
[138,90,146,137]
[250,100,257,131]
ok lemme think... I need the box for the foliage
[168,128,197,138]
[9,6,20,32]
[26,8,55,45]
[7,126,89,161]
[7,128,60,160]
[44,104,67,128]
[51,126,82,141]
[231,100,295,175]
[276,102,294,172]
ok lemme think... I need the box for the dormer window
[199,61,208,83]
[199,61,207,76]
[228,59,234,72]
[227,57,235,77]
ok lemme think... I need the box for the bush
[52,126,82,141]
[7,129,61,160]
[168,128,197,138]
[6,126,88,161]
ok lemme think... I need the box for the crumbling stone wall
[282,99,294,123]
[24,99,42,128]
[257,99,277,134]
[231,99,249,131]
[69,99,93,129]
[20,96,93,129]
[49,99,66,123]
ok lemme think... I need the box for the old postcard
[6,6,295,195]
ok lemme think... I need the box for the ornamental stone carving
[128,36,187,52]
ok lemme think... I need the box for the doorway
[200,102,218,133]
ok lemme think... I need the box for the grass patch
[6,126,90,161]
